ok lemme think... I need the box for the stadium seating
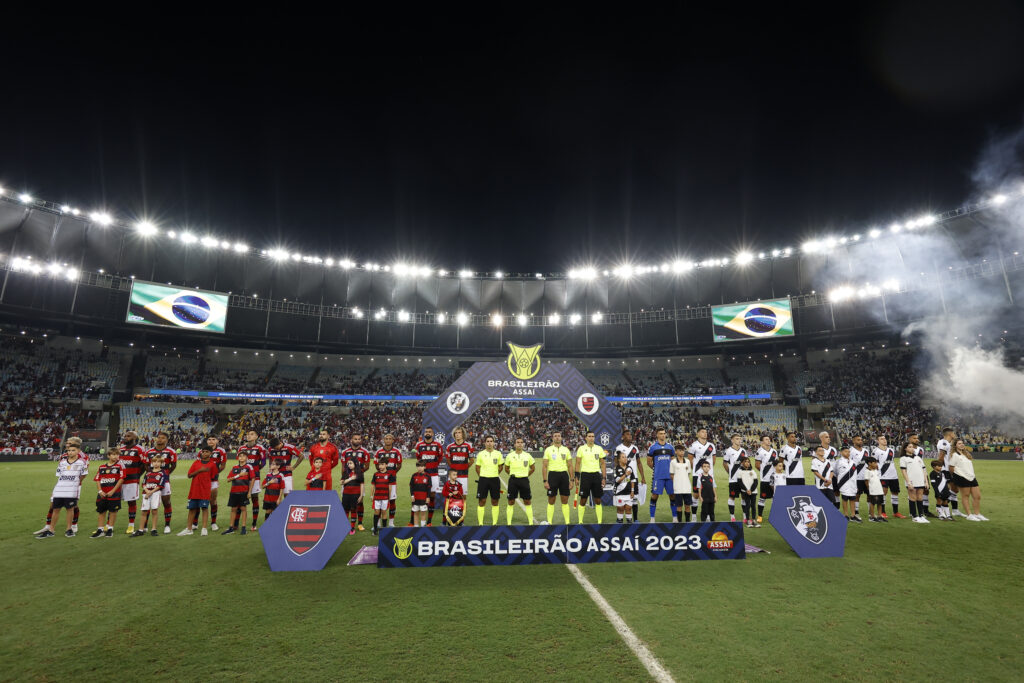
[0,398,98,453]
[118,404,218,450]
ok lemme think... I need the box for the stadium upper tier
[2,189,1023,353]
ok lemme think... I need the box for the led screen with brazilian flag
[126,281,228,334]
[711,297,794,342]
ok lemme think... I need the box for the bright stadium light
[869,228,882,239]
[783,247,793,256]
[549,312,561,325]
[569,313,581,325]
[889,222,902,233]
[852,234,861,241]
[18,193,33,204]
[397,310,410,322]
[219,240,231,249]
[771,249,781,257]
[829,286,854,303]
[437,269,448,277]
[883,279,900,292]
[436,312,446,324]
[199,236,217,248]
[89,211,113,226]
[535,273,543,279]
[374,309,386,320]
[992,194,1008,205]
[0,187,5,196]
[324,257,335,266]
[393,263,410,276]
[459,269,473,279]
[233,242,248,253]
[65,268,79,281]
[517,314,528,326]
[494,271,504,279]
[268,248,288,260]
[613,264,635,279]
[60,204,71,213]
[719,257,730,266]
[339,259,354,269]
[592,312,603,324]
[456,312,469,326]
[491,313,503,327]
[802,240,820,254]
[291,252,303,261]
[673,259,693,273]
[181,232,198,244]
[352,307,363,318]
[918,214,937,226]
[569,266,597,280]
[135,221,158,236]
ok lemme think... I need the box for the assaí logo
[706,531,735,551]
[506,342,542,380]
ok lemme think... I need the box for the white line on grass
[498,476,676,683]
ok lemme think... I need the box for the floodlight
[592,312,603,323]
[135,221,157,236]
[517,314,528,326]
[456,312,469,326]
[491,313,503,327]
[549,312,561,325]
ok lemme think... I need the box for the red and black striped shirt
[414,440,444,475]
[94,463,125,499]
[371,472,393,501]
[445,441,475,473]
[228,464,256,495]
[410,472,431,502]
[118,444,149,482]
[263,472,285,503]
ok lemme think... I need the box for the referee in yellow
[475,435,504,525]
[504,437,535,524]
[542,431,573,524]
[575,430,608,524]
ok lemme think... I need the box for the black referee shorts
[507,476,532,502]
[546,471,570,497]
[477,476,501,501]
[579,472,604,505]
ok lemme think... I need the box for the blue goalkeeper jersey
[648,442,676,480]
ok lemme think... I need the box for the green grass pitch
[1,458,1021,681]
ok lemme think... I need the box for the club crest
[787,495,827,544]
[284,504,330,556]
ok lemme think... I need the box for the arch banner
[421,343,622,449]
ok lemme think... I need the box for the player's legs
[691,476,699,517]
[161,492,173,533]
[209,482,219,529]
[250,493,260,529]
[727,482,738,521]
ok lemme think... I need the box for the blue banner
[258,491,351,571]
[377,522,746,568]
[769,486,848,558]
[144,389,770,403]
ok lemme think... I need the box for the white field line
[497,475,676,683]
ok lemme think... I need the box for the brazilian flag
[711,298,794,342]
[126,281,228,333]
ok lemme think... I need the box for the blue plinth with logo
[769,486,848,558]
[259,490,351,571]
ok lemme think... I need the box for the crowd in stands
[0,339,120,400]
[0,399,97,452]
[118,404,218,450]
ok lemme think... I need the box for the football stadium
[3,12,1024,681]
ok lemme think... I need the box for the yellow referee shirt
[505,450,535,477]
[543,445,571,472]
[576,444,606,473]
[476,449,504,477]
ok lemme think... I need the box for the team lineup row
[31,425,988,539]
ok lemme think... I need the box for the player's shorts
[759,482,774,499]
[95,497,121,513]
[841,494,857,501]
[579,472,603,504]
[52,497,77,509]
[477,476,501,501]
[856,480,868,495]
[187,499,210,510]
[506,476,532,502]
[250,479,262,495]
[786,477,805,486]
[342,493,360,511]
[881,478,901,493]
[373,498,390,511]
[868,494,884,505]
[121,482,139,502]
[728,482,742,497]
[819,489,837,504]
[455,475,469,494]
[429,475,442,494]
[389,484,397,501]
[673,492,694,509]
[283,476,294,494]
[263,500,278,513]
[951,474,978,488]
[161,481,172,496]
[141,492,162,511]
[228,492,250,508]
[411,504,427,512]
[546,471,570,497]
[652,478,674,496]
[613,494,633,508]
[210,480,219,491]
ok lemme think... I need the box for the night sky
[2,3,1023,273]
